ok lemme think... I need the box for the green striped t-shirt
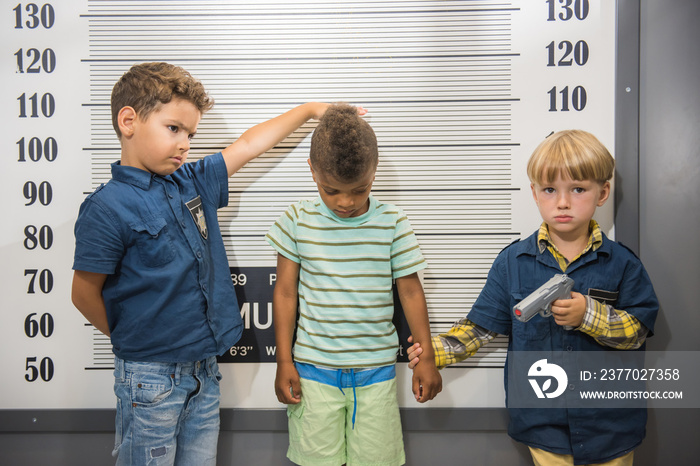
[265,195,426,368]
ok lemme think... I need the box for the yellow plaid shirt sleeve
[432,318,496,369]
[577,296,649,350]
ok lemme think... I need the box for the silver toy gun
[513,274,574,322]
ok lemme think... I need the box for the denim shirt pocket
[129,216,176,268]
[511,292,551,343]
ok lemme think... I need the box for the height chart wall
[1,0,615,409]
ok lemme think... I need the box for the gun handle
[550,289,575,330]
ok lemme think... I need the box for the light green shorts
[286,367,405,466]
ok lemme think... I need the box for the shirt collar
[537,220,603,255]
[111,161,159,190]
[315,195,377,224]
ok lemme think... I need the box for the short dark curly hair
[111,62,214,139]
[309,104,378,182]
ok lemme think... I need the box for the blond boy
[409,130,659,465]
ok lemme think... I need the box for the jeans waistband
[114,356,218,384]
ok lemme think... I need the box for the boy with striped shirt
[266,104,441,466]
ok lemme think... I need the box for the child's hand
[551,291,587,328]
[309,103,368,120]
[405,335,423,369]
[275,361,302,404]
[406,335,441,402]
[412,361,442,403]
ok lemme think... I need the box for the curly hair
[110,62,214,139]
[527,129,615,185]
[309,104,378,182]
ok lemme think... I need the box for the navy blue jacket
[467,230,659,464]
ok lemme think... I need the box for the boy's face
[531,173,610,242]
[309,160,375,218]
[120,97,201,176]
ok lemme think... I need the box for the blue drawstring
[350,369,357,428]
[336,368,358,429]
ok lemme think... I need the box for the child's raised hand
[551,291,587,328]
[308,103,368,120]
[275,361,302,404]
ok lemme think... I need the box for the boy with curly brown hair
[71,61,331,465]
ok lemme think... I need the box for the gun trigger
[540,306,552,318]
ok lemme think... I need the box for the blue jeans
[113,356,222,466]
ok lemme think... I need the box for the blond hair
[111,62,214,139]
[527,130,615,185]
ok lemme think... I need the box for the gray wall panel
[633,1,700,463]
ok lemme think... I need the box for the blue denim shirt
[73,153,243,362]
[467,230,659,463]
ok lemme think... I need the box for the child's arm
[221,103,365,177]
[272,254,302,404]
[71,270,110,337]
[407,320,496,369]
[557,294,650,349]
[396,273,442,402]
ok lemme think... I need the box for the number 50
[25,356,54,382]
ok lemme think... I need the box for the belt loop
[113,356,125,380]
[205,356,216,378]
[174,362,182,385]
